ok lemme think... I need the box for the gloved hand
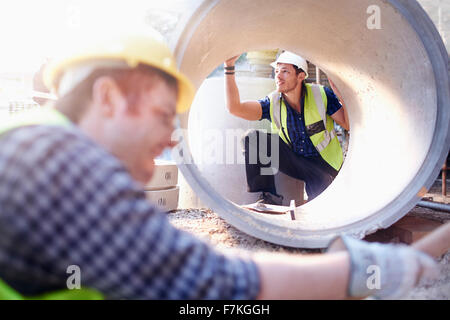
[328,235,439,299]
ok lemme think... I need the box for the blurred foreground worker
[225,52,349,204]
[0,30,439,300]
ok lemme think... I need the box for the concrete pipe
[169,0,450,248]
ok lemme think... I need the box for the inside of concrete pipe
[171,0,446,248]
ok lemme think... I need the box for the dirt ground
[167,179,450,300]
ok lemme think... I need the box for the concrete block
[145,160,178,190]
[145,186,180,212]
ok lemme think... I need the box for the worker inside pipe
[224,51,349,205]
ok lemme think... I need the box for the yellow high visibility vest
[0,107,72,136]
[269,83,344,171]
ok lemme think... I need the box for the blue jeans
[243,129,338,201]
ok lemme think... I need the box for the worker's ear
[91,76,127,118]
[297,71,306,82]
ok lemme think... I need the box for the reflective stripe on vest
[0,107,72,136]
[309,84,337,153]
[271,92,291,145]
[269,83,343,171]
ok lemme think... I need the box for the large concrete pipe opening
[169,0,450,248]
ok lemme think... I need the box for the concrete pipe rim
[171,0,450,248]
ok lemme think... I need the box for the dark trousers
[243,129,338,201]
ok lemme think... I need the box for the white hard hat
[270,51,309,79]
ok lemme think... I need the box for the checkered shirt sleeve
[0,125,260,299]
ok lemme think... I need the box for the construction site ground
[168,179,450,299]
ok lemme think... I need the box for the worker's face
[101,78,177,185]
[274,63,305,93]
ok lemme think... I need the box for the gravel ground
[167,180,449,300]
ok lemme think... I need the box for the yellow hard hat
[43,31,195,114]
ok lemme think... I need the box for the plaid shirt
[0,125,260,299]
[259,86,342,157]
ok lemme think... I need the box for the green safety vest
[0,107,103,300]
[0,107,72,136]
[269,83,344,171]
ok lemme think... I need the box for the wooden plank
[364,215,444,245]
[385,216,443,244]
